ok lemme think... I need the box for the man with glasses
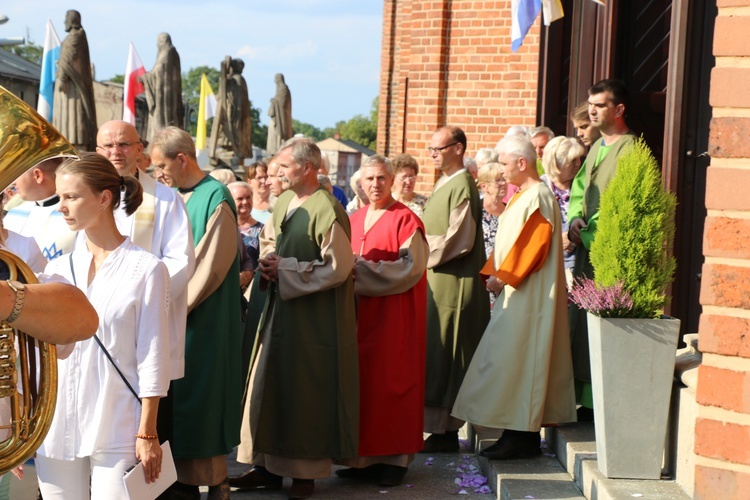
[95,120,195,388]
[420,126,490,452]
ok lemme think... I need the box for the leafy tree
[331,97,379,149]
[2,43,43,64]
[109,74,125,84]
[292,119,325,141]
[251,106,268,150]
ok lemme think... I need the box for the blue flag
[37,19,61,120]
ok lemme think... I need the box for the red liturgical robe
[349,202,427,456]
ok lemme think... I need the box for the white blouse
[38,238,171,459]
[1,230,47,273]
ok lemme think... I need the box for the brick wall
[377,0,541,192]
[694,1,750,498]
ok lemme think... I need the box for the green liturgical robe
[172,176,243,458]
[253,188,359,459]
[568,133,636,382]
[422,171,490,409]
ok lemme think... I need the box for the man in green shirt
[567,79,636,420]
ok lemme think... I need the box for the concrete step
[546,423,691,500]
[474,432,585,500]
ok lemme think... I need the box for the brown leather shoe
[289,478,315,499]
[227,466,283,491]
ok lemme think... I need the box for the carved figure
[140,33,184,141]
[209,57,253,164]
[52,10,97,151]
[266,73,292,154]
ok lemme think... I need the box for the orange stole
[481,208,552,288]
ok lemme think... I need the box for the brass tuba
[0,85,78,474]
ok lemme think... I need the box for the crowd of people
[0,78,635,499]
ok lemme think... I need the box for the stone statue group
[52,9,293,162]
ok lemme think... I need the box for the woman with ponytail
[35,152,171,499]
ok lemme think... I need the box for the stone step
[546,423,691,500]
[473,432,585,500]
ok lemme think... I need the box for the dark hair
[589,79,629,107]
[443,125,467,150]
[57,152,143,216]
[391,153,419,176]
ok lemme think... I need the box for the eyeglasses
[254,175,269,181]
[96,141,139,154]
[396,175,417,182]
[427,142,459,154]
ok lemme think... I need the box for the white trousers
[36,449,136,500]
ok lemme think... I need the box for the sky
[1,1,383,129]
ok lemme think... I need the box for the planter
[587,313,681,479]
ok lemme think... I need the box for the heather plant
[589,137,677,318]
[569,278,634,318]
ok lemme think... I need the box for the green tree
[292,119,325,141]
[109,74,125,84]
[2,42,43,64]
[251,105,268,151]
[331,97,379,150]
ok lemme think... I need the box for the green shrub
[589,137,677,318]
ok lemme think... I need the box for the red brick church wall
[377,0,541,193]
[694,0,750,497]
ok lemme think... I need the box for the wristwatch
[5,280,26,323]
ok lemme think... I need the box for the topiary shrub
[589,137,677,319]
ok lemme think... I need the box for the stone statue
[139,33,184,141]
[266,73,293,154]
[209,56,253,165]
[53,10,97,151]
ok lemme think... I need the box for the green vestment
[422,171,490,408]
[172,176,243,458]
[253,188,359,459]
[569,133,636,382]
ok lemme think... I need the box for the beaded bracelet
[135,434,159,440]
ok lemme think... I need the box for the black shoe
[378,465,408,487]
[577,406,594,422]
[419,431,460,453]
[289,478,315,499]
[335,464,383,479]
[227,466,283,491]
[479,430,541,460]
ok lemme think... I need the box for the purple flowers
[569,278,634,318]
[454,454,491,495]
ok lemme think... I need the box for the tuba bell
[0,85,78,474]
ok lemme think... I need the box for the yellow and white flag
[542,0,564,25]
[195,74,217,150]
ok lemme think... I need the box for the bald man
[95,120,195,383]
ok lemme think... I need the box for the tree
[292,120,324,141]
[330,97,379,150]
[109,74,125,84]
[251,105,268,151]
[2,43,43,64]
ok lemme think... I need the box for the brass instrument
[0,85,78,474]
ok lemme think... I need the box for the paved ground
[214,442,493,499]
[5,439,493,499]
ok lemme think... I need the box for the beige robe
[452,182,576,431]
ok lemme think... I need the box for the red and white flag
[123,42,146,125]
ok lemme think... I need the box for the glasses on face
[396,175,417,182]
[427,142,459,154]
[493,177,507,184]
[254,175,269,181]
[96,141,139,154]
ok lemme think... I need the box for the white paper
[123,440,177,500]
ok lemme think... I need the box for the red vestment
[349,202,427,456]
